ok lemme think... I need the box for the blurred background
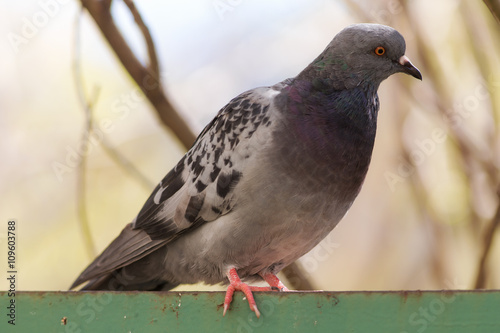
[0,0,499,292]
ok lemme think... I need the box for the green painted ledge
[1,290,499,332]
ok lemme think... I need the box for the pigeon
[71,23,422,317]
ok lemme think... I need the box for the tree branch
[122,0,159,78]
[79,0,196,149]
[73,10,99,258]
[474,187,500,288]
[483,0,500,24]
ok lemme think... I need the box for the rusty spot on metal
[23,291,51,301]
[61,317,67,325]
[401,290,410,303]
[400,290,424,303]
[440,289,456,298]
[216,302,224,312]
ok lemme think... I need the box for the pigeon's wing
[71,85,281,288]
[70,223,165,289]
[134,86,277,240]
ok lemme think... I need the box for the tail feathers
[80,272,180,291]
[78,244,179,291]
[70,223,169,290]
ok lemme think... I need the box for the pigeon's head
[306,23,422,90]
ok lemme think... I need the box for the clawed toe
[223,268,291,318]
[224,268,261,318]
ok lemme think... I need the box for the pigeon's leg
[223,268,270,318]
[259,272,290,291]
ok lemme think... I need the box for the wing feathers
[72,84,284,288]
[71,223,167,289]
[132,87,277,241]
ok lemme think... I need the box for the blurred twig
[475,188,500,288]
[122,0,159,77]
[483,0,500,24]
[73,11,99,259]
[99,138,155,190]
[79,0,196,148]
[73,8,154,259]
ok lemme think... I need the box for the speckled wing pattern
[134,86,275,240]
[71,85,279,287]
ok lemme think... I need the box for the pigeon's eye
[374,46,386,56]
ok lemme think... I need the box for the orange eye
[375,46,386,56]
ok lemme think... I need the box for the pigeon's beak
[398,55,422,80]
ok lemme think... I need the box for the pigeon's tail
[72,246,179,291]
[79,271,179,291]
[70,223,173,291]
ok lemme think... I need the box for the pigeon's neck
[275,78,378,166]
[269,79,379,202]
[297,56,384,91]
[281,78,379,134]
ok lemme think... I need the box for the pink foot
[223,268,290,318]
[260,272,290,292]
[223,268,268,318]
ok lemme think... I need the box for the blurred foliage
[344,0,500,289]
[0,0,499,292]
